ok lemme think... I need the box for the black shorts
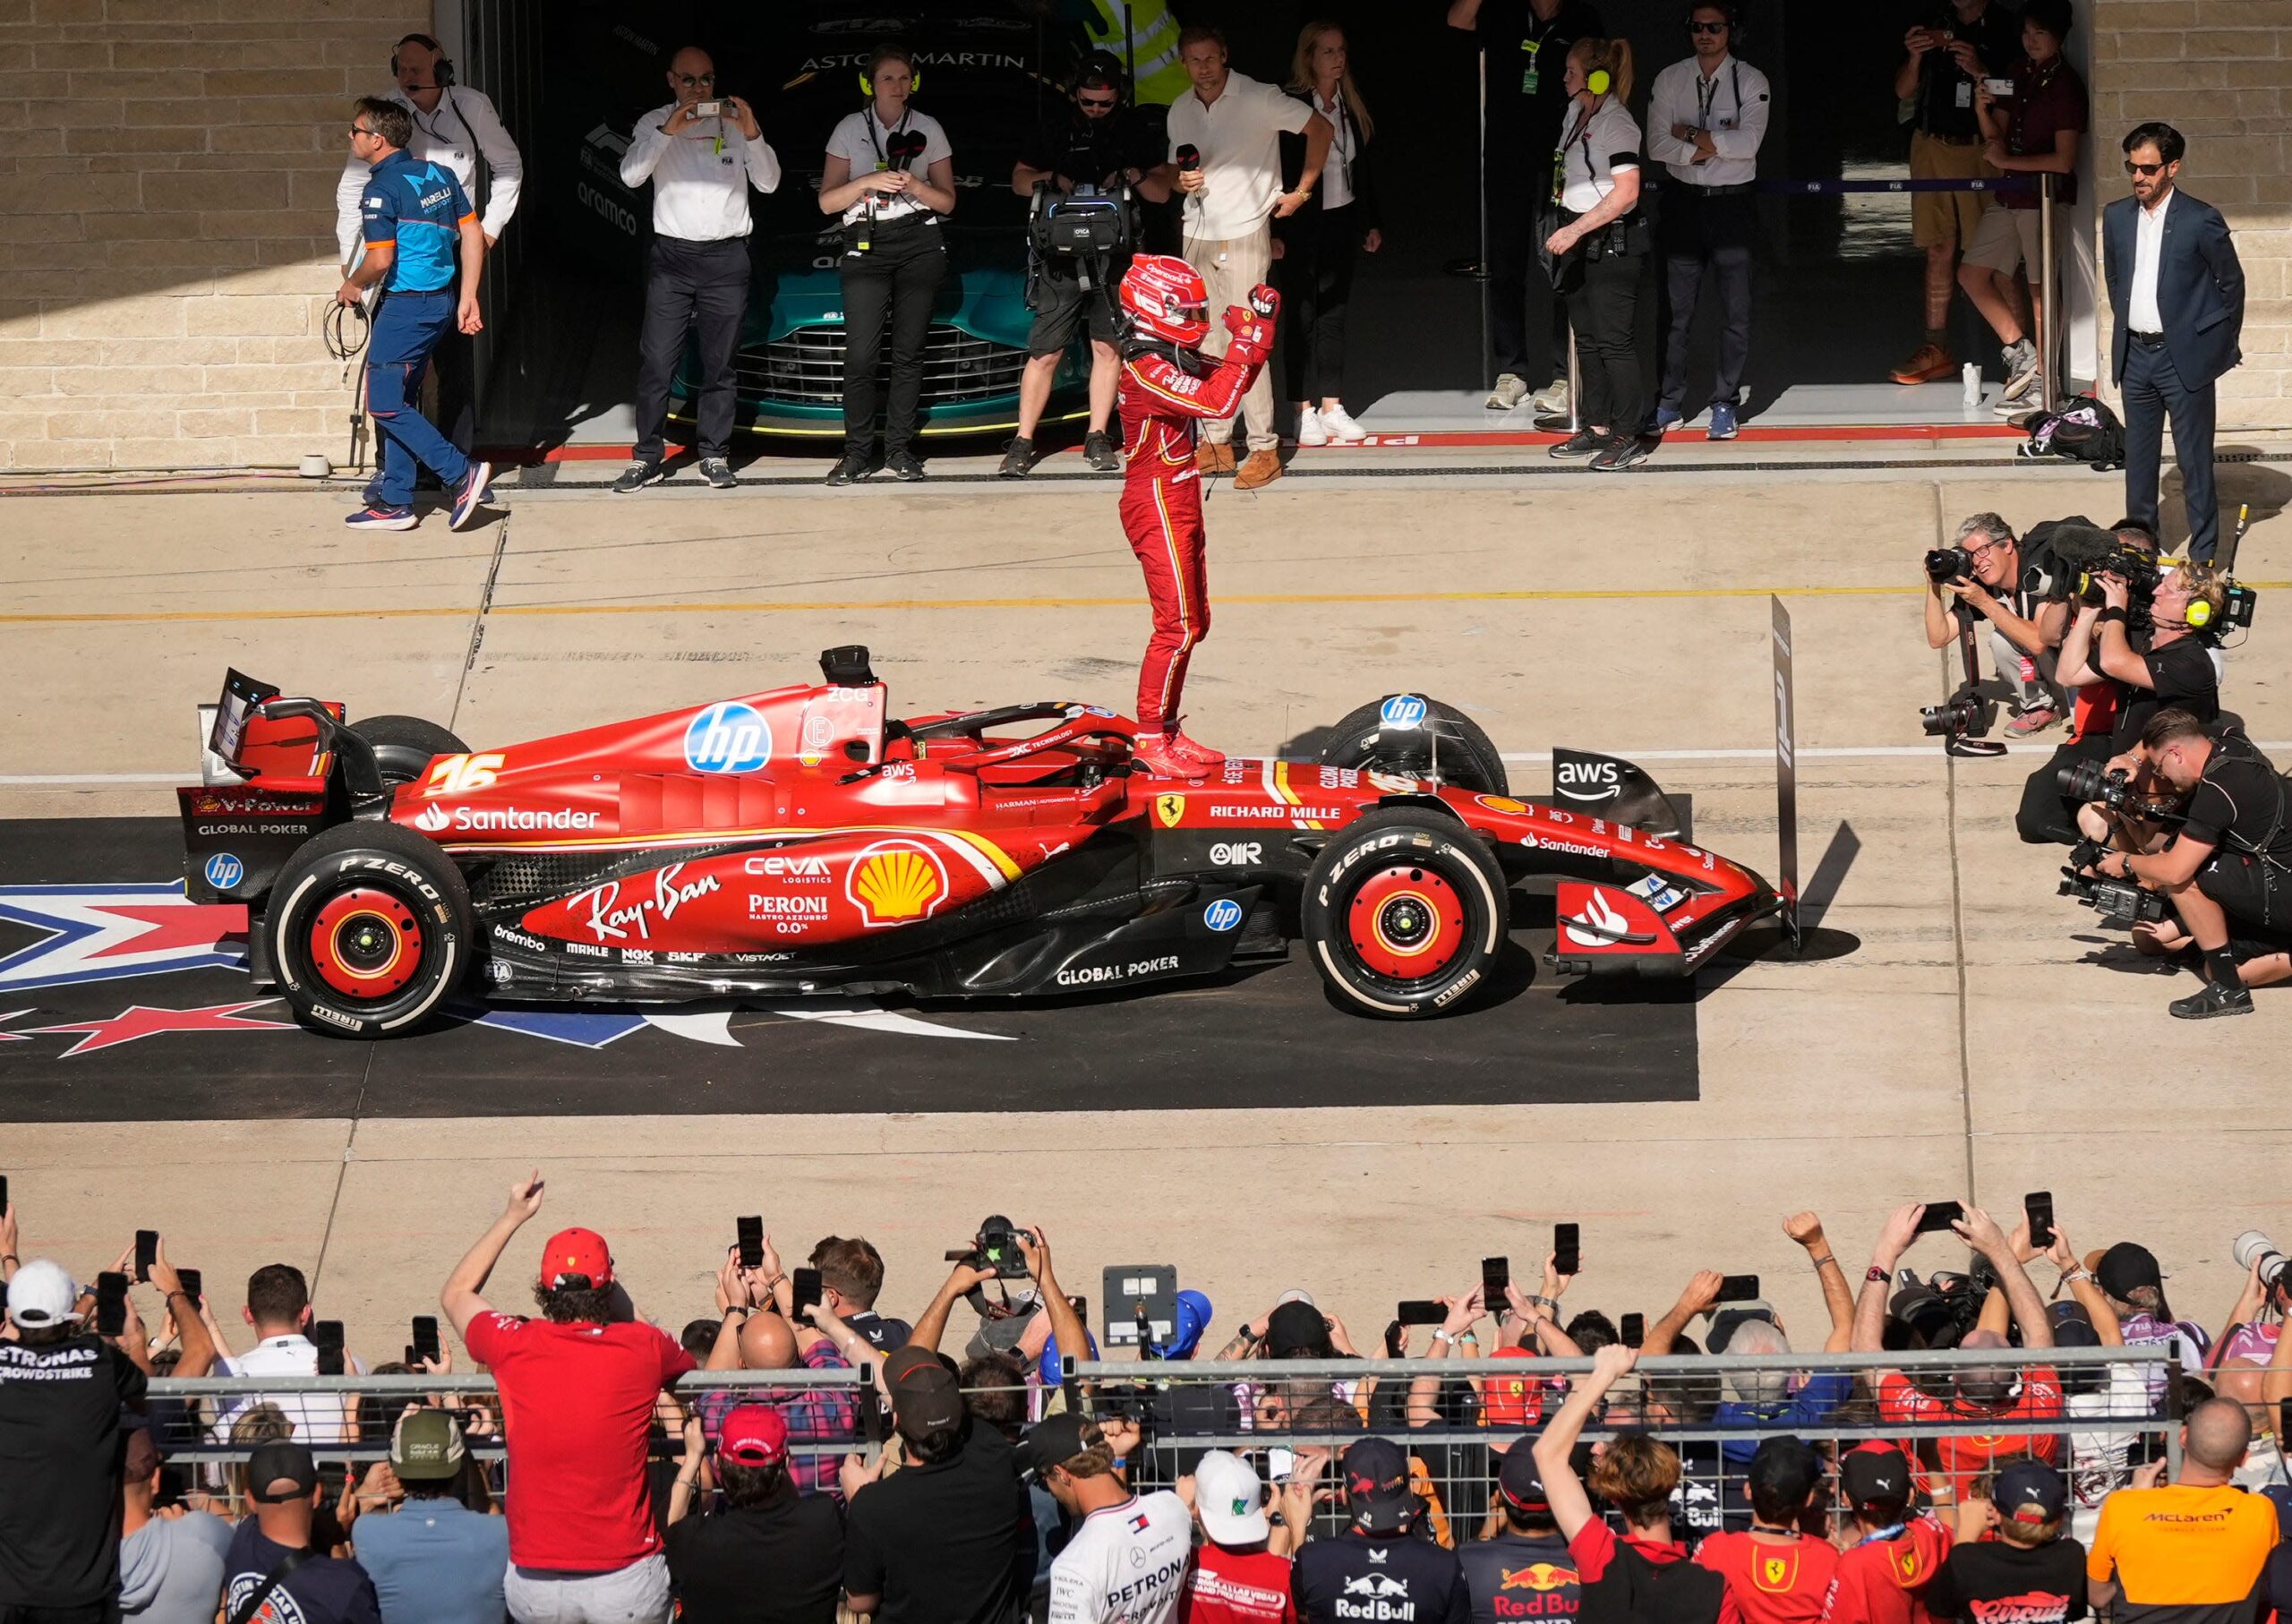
[1026,258,1125,356]
[2197,848,2292,936]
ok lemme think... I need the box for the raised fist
[1246,283,1280,320]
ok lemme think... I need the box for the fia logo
[1202,898,1243,932]
[684,702,773,774]
[201,852,244,891]
[1378,694,1428,729]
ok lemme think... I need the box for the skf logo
[847,840,946,927]
[1154,793,1186,827]
[425,752,504,797]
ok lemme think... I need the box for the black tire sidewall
[348,715,470,790]
[1317,697,1509,796]
[267,826,470,1037]
[1303,814,1505,1017]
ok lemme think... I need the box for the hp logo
[684,702,774,774]
[1378,694,1429,729]
[203,852,244,891]
[1203,898,1243,933]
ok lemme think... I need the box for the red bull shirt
[1458,1531,1578,1622]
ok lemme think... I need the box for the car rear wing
[196,668,387,808]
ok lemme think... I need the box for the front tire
[1319,696,1509,795]
[1302,809,1507,1018]
[265,822,473,1039]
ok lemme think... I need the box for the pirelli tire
[265,821,473,1039]
[1318,697,1509,795]
[1302,808,1508,1018]
[349,714,469,790]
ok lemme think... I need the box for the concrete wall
[0,0,423,473]
[2088,0,2292,427]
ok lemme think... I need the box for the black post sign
[1772,595,1800,945]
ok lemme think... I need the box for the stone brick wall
[0,1,424,472]
[2087,0,2292,428]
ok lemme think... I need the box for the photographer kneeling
[2086,708,2292,1020]
[1922,513,2071,737]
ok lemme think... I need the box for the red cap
[539,1227,614,1290]
[718,1404,789,1467]
[1480,1345,1544,1428]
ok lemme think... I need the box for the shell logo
[847,839,948,927]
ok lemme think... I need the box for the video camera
[1028,180,1135,261]
[947,1214,1033,1280]
[2059,863,2170,927]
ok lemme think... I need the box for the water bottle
[1961,363,1981,407]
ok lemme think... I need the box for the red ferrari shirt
[1822,1518,1954,1624]
[464,1311,697,1570]
[1185,1543,1296,1624]
[1876,1372,2063,1504]
[1696,1532,1839,1624]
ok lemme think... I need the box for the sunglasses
[1077,94,1118,109]
[2125,159,2167,176]
[675,73,715,87]
[349,124,375,136]
[1689,19,1730,32]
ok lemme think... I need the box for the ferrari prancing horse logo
[1154,794,1186,828]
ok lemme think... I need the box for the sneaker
[1167,728,1226,771]
[1649,405,1685,434]
[449,459,492,531]
[1234,448,1283,490]
[886,449,925,482]
[1296,406,1329,447]
[344,502,416,531]
[1707,400,1740,441]
[1548,429,1604,459]
[1485,373,1528,411]
[698,457,737,490]
[1890,342,1955,385]
[1996,391,2042,418]
[1196,440,1236,474]
[1530,378,1571,416]
[1131,732,1210,782]
[1589,434,1652,473]
[2001,341,2041,403]
[1319,405,1366,443]
[1083,431,1121,472]
[611,460,665,494]
[825,451,876,486]
[998,436,1035,478]
[2170,979,2254,1019]
[2007,705,2060,737]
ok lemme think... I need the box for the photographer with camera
[1003,54,1173,478]
[1922,513,2071,737]
[2084,708,2292,1018]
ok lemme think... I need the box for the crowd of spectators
[5,1186,2290,1624]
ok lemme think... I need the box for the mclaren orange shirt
[1823,1517,1954,1624]
[1698,1533,1839,1624]
[2086,1483,2276,1624]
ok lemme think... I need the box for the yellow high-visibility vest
[1088,0,1188,107]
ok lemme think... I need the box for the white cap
[1275,1289,1316,1307]
[6,1259,84,1329]
[1193,1449,1270,1545]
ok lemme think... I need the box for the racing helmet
[1118,253,1209,346]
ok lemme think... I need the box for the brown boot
[1233,449,1283,490]
[1195,439,1236,474]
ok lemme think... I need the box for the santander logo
[1561,888,1629,949]
[414,803,450,833]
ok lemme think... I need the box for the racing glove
[1222,302,1275,368]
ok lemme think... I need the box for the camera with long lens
[2059,760,2140,812]
[1921,684,1996,744]
[1926,546,1977,585]
[2235,1231,2291,1295]
[946,1213,1033,1280]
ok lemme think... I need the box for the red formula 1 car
[178,649,1785,1037]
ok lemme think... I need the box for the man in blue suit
[2102,122,2244,563]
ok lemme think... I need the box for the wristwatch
[1432,1329,1457,1346]
[1867,1265,1892,1284]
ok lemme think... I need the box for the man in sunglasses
[1004,54,1175,477]
[2103,122,2245,564]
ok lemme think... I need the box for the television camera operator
[2083,708,2292,1019]
[1002,53,1174,479]
[1921,513,2072,739]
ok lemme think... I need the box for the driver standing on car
[1113,253,1279,781]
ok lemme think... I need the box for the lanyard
[1693,61,1742,131]
[864,107,913,170]
[1553,104,1595,208]
[410,89,467,156]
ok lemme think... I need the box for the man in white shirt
[210,1263,363,1448]
[613,45,782,493]
[333,33,522,462]
[1166,26,1330,491]
[1644,3,1768,441]
[1022,1413,1191,1624]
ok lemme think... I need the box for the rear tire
[350,714,468,790]
[265,821,472,1039]
[1319,696,1509,795]
[1301,808,1508,1018]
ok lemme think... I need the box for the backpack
[2018,393,2126,471]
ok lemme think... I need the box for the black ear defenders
[1688,3,1745,44]
[392,33,456,89]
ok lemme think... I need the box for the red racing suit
[1115,312,1271,732]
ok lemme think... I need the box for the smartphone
[791,1267,823,1317]
[1915,1201,1967,1235]
[313,1319,345,1377]
[411,1315,440,1363]
[1397,1299,1448,1326]
[175,1268,201,1305]
[736,1216,764,1272]
[692,98,723,118]
[1716,1274,1760,1303]
[1621,1312,1646,1348]
[97,1271,130,1336]
[1553,1224,1580,1278]
[0,1175,9,1213]
[2025,1191,2056,1252]
[1482,1255,1510,1307]
[1981,76,2014,98]
[134,1230,158,1284]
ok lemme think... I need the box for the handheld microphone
[1176,143,1202,215]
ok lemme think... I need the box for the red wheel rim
[1346,864,1466,980]
[307,888,422,999]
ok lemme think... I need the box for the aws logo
[847,840,947,927]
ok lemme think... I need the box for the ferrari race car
[178,650,1786,1037]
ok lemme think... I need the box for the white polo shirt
[620,101,783,243]
[824,106,953,228]
[210,1333,365,1447]
[1166,70,1313,241]
[1559,99,1642,215]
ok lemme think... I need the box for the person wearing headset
[1544,38,1650,473]
[1645,2,1769,442]
[819,44,959,486]
[333,34,522,468]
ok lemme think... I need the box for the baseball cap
[2098,1243,2164,1302]
[1039,1326,1099,1389]
[1994,1461,2066,1526]
[538,1227,614,1290]
[1340,1436,1414,1534]
[1497,1442,1551,1514]
[886,1348,965,1443]
[4,1259,81,1328]
[1154,1289,1214,1360]
[1480,1346,1543,1428]
[1265,1299,1330,1358]
[1017,1411,1102,1475]
[1194,1449,1270,1543]
[1841,1443,1911,1509]
[247,1440,320,1504]
[718,1404,790,1468]
[390,1407,466,1482]
[1748,1434,1822,1509]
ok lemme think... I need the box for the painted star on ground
[21,999,298,1057]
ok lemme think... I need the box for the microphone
[1176,143,1201,214]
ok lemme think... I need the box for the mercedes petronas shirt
[1048,1492,1192,1624]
